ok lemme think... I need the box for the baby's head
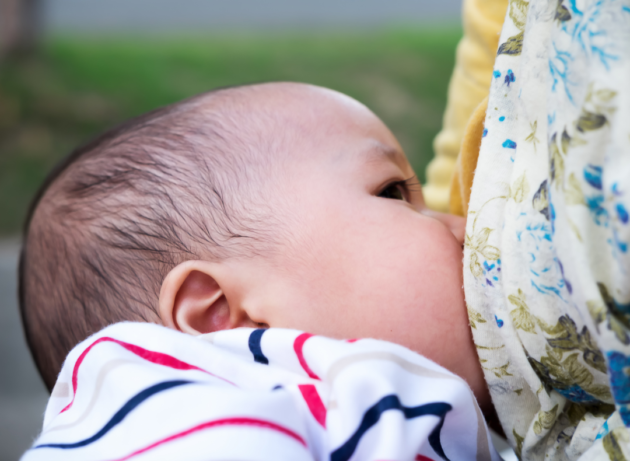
[20,83,481,404]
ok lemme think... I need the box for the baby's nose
[421,209,466,246]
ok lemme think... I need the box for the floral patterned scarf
[464,0,630,459]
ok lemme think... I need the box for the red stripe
[346,338,359,343]
[298,384,327,428]
[293,333,320,380]
[108,417,307,461]
[60,337,235,414]
[415,455,435,461]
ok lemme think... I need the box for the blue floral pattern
[607,351,630,425]
[463,0,630,459]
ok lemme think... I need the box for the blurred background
[1,0,464,236]
[0,1,507,460]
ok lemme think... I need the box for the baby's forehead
[204,84,398,161]
[197,83,380,138]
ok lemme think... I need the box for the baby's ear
[159,261,232,335]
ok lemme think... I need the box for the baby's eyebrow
[363,142,407,169]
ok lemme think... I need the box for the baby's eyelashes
[377,182,406,201]
[376,176,420,202]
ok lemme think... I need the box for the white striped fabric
[21,322,500,461]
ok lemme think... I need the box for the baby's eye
[378,182,406,201]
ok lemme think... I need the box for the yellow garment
[423,0,508,212]
[449,97,487,216]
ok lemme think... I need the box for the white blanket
[21,322,499,461]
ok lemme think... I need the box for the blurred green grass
[0,28,461,236]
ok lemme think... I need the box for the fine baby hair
[20,84,291,390]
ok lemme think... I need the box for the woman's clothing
[462,1,630,459]
[423,0,508,212]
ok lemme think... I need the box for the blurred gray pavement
[45,0,462,33]
[0,239,48,461]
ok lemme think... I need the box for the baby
[19,83,498,460]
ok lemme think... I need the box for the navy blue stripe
[248,329,269,365]
[330,395,452,461]
[35,380,193,450]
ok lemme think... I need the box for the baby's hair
[19,84,289,390]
